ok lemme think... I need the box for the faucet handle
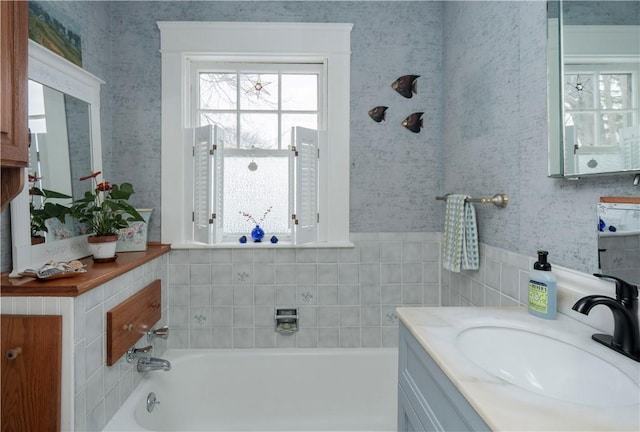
[594,274,638,301]
[147,326,169,342]
[126,344,153,362]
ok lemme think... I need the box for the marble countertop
[397,307,640,432]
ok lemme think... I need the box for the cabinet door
[1,315,62,432]
[0,0,29,166]
[399,384,431,432]
[1,0,29,211]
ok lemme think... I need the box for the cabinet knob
[123,323,133,332]
[6,347,23,360]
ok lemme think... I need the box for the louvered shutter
[192,125,213,243]
[292,126,319,244]
[212,126,225,242]
[191,124,225,244]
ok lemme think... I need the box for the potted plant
[72,171,144,260]
[28,174,72,244]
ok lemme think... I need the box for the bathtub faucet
[126,345,172,372]
[136,356,172,372]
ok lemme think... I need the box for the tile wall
[73,255,167,431]
[442,243,533,308]
[166,233,442,349]
[0,254,167,432]
[166,234,541,350]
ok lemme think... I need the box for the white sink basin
[456,326,639,407]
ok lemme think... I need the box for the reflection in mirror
[548,0,640,177]
[597,200,640,286]
[9,40,103,276]
[27,80,92,243]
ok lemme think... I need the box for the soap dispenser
[528,250,557,319]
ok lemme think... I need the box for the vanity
[397,306,640,432]
[1,244,170,431]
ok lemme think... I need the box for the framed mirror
[548,0,640,178]
[10,40,104,275]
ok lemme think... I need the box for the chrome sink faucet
[572,274,640,362]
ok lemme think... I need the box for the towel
[442,194,480,272]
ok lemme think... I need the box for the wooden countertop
[1,243,171,297]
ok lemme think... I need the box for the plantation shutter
[192,124,225,244]
[212,126,225,242]
[192,125,213,243]
[291,126,319,244]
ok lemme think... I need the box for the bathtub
[103,348,398,432]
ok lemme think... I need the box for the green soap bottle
[528,250,557,319]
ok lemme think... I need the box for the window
[192,64,321,243]
[159,22,353,247]
[564,64,639,150]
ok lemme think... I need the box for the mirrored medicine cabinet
[547,0,640,178]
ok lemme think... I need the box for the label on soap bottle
[528,281,548,314]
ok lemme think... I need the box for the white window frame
[158,22,353,247]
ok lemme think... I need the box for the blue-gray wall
[441,1,636,274]
[106,1,444,238]
[2,1,637,275]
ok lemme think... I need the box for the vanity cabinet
[398,322,490,432]
[1,315,62,432]
[0,0,29,211]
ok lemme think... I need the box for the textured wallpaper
[2,1,637,275]
[441,1,637,273]
[107,1,444,238]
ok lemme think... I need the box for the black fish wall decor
[391,75,419,98]
[402,112,423,133]
[368,106,388,122]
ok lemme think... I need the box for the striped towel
[442,194,480,272]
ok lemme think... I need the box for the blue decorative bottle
[251,225,265,242]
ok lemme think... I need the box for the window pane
[599,74,632,110]
[565,112,596,147]
[281,114,318,146]
[239,74,278,110]
[282,74,318,110]
[200,73,236,110]
[201,113,237,148]
[599,112,633,146]
[240,113,278,149]
[564,73,595,109]
[223,156,289,235]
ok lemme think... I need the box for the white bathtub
[103,348,398,432]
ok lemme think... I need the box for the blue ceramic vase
[251,225,265,242]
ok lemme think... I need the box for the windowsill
[170,240,355,249]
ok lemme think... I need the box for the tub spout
[137,357,172,372]
[571,274,640,362]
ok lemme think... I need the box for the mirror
[10,40,104,275]
[597,200,640,286]
[28,81,92,202]
[28,80,93,242]
[548,0,640,178]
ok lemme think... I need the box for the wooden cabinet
[398,322,490,432]
[1,315,62,432]
[1,0,29,211]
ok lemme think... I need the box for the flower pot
[31,236,45,245]
[116,208,152,252]
[87,234,119,260]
